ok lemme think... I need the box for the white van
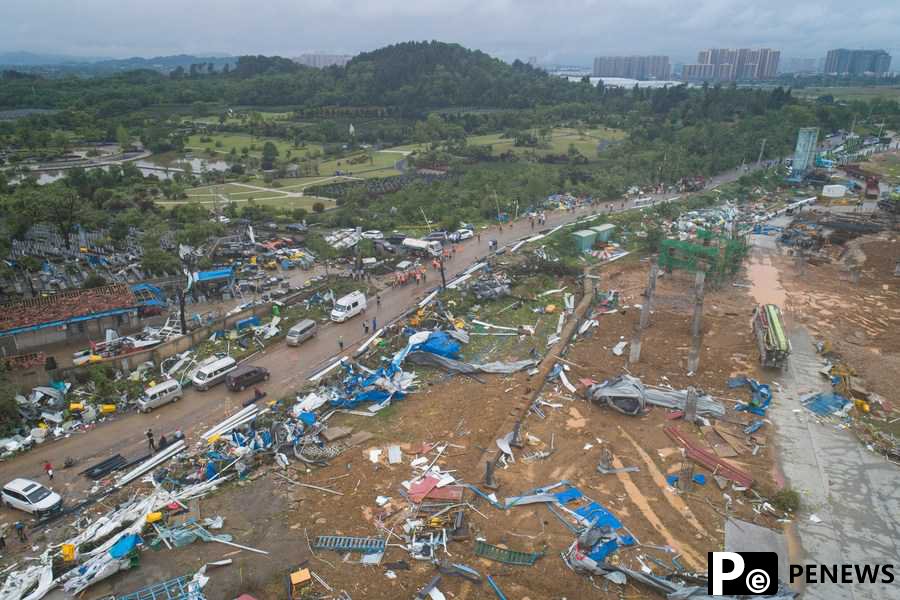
[633,196,655,209]
[330,291,367,322]
[191,356,238,391]
[286,319,317,346]
[138,379,183,412]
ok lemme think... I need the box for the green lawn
[184,133,323,161]
[159,193,336,211]
[389,127,625,159]
[863,153,900,184]
[184,183,255,197]
[317,150,403,178]
[794,86,900,102]
[244,175,357,190]
[189,111,295,126]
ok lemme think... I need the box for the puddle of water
[746,259,787,306]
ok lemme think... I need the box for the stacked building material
[0,284,138,334]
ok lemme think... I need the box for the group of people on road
[392,263,428,287]
[529,212,548,229]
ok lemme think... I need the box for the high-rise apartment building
[824,49,892,75]
[682,48,780,82]
[592,55,671,80]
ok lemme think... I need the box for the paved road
[0,161,760,513]
[748,219,900,599]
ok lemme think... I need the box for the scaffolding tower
[658,233,748,286]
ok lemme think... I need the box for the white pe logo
[709,551,777,595]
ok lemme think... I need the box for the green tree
[115,125,130,149]
[0,368,22,436]
[261,141,279,170]
[44,187,84,249]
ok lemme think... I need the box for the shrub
[772,487,801,513]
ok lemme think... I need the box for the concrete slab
[770,327,900,599]
[725,517,790,583]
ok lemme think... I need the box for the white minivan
[286,319,317,346]
[330,291,367,322]
[138,379,183,412]
[191,356,238,391]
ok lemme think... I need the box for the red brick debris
[1,351,47,370]
[0,284,138,333]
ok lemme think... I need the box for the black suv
[225,365,270,391]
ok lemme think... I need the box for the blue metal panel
[195,268,233,282]
[0,307,138,338]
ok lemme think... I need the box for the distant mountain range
[0,52,236,74]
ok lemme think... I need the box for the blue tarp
[130,283,167,308]
[550,484,633,562]
[235,316,261,331]
[109,534,142,559]
[195,268,234,283]
[417,331,460,359]
[329,330,457,409]
[803,392,849,416]
[729,376,772,416]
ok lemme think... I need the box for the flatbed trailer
[753,303,791,368]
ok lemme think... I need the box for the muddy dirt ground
[775,232,900,439]
[76,260,786,600]
[6,257,791,600]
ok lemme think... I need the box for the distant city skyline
[2,0,899,68]
[592,56,671,80]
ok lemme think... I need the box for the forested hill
[0,41,591,115]
[341,41,574,108]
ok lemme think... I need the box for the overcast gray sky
[3,0,899,64]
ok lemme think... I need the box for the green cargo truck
[753,304,791,368]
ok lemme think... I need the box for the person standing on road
[338,336,344,352]
[372,317,377,331]
[364,320,369,335]
[14,522,27,543]
[0,525,7,551]
[43,461,53,481]
[376,294,381,309]
[146,428,156,453]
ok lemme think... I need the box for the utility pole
[420,207,433,233]
[354,226,362,274]
[756,138,767,167]
[628,256,658,364]
[687,266,706,374]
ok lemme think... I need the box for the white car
[449,229,474,242]
[2,478,62,516]
[361,230,384,240]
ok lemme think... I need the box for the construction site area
[1,135,899,600]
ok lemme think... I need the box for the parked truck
[753,304,791,368]
[401,238,442,257]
